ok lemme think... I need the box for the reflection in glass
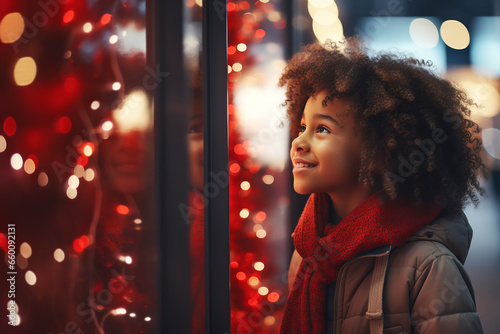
[0,1,156,333]
[184,2,205,333]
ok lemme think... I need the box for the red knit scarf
[280,192,442,334]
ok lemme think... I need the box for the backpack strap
[365,253,390,334]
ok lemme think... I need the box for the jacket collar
[405,209,472,264]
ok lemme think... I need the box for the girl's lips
[292,164,317,174]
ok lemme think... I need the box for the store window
[2,1,500,334]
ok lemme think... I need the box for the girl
[279,38,486,334]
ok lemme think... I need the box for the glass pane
[184,1,204,333]
[228,1,290,333]
[0,1,157,332]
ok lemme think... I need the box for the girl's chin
[293,184,314,195]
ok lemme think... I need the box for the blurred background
[0,0,499,333]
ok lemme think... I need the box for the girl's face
[290,91,362,196]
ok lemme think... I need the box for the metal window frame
[150,0,191,333]
[150,0,230,333]
[202,1,230,333]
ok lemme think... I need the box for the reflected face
[100,130,148,194]
[188,113,204,191]
[290,91,362,196]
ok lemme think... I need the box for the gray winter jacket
[288,209,483,334]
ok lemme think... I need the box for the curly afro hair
[279,37,487,211]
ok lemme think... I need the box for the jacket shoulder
[389,238,460,275]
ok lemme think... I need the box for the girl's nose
[291,134,310,152]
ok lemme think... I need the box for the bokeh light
[0,13,24,44]
[11,153,23,170]
[3,116,16,136]
[38,172,48,187]
[254,261,265,271]
[13,57,37,86]
[83,22,92,33]
[25,271,37,286]
[23,159,35,174]
[409,18,439,49]
[240,181,250,190]
[440,20,470,50]
[20,242,32,258]
[239,208,250,218]
[0,135,6,152]
[53,248,65,262]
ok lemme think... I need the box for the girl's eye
[189,123,202,134]
[317,126,330,134]
[298,124,330,135]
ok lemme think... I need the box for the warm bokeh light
[308,0,334,8]
[307,1,338,19]
[68,175,80,188]
[116,205,130,215]
[254,261,265,271]
[25,270,37,286]
[109,34,118,44]
[312,10,337,26]
[82,143,94,157]
[101,120,114,132]
[254,211,266,222]
[262,174,274,184]
[13,57,37,86]
[255,29,266,38]
[264,315,276,326]
[91,100,100,110]
[38,172,48,187]
[113,308,127,315]
[240,181,250,190]
[66,187,77,199]
[63,10,75,24]
[267,292,279,303]
[74,165,85,178]
[256,229,267,238]
[20,242,32,258]
[112,81,121,91]
[53,248,65,262]
[239,208,250,218]
[233,62,243,72]
[0,12,24,44]
[258,286,269,295]
[230,163,241,173]
[11,153,23,170]
[236,272,246,280]
[101,14,112,25]
[409,18,439,49]
[312,17,343,44]
[237,43,247,52]
[112,89,151,132]
[440,20,470,50]
[24,158,36,174]
[248,276,260,286]
[0,135,6,152]
[17,254,28,270]
[84,168,95,181]
[83,22,92,33]
[253,224,263,232]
